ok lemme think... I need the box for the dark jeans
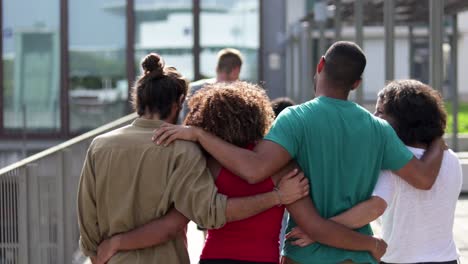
[200,259,276,264]
[381,261,458,264]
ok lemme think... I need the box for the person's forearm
[330,196,387,229]
[226,191,280,222]
[196,129,279,183]
[287,197,375,252]
[417,139,444,188]
[113,210,189,251]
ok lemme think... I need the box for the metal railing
[0,113,136,264]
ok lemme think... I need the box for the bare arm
[286,197,386,260]
[95,208,189,263]
[286,196,387,248]
[154,125,292,184]
[226,169,308,221]
[330,196,387,229]
[393,138,445,190]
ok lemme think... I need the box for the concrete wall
[458,11,468,100]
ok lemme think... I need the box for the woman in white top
[287,80,462,264]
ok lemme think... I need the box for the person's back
[201,155,284,263]
[89,121,208,263]
[378,148,461,262]
[184,82,286,263]
[274,97,408,263]
[371,80,462,263]
[264,42,413,264]
[78,53,227,264]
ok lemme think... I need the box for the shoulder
[172,140,204,157]
[367,115,395,137]
[189,78,215,92]
[90,125,131,150]
[444,149,462,167]
[277,102,312,119]
[91,125,128,145]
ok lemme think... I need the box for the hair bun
[141,53,164,78]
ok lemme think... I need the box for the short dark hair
[184,81,274,147]
[323,41,366,89]
[216,48,243,74]
[378,80,447,145]
[131,53,188,119]
[271,97,295,118]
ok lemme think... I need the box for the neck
[315,82,349,100]
[142,113,174,124]
[216,72,236,83]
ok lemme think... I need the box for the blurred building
[1,0,468,167]
[2,1,468,264]
[0,0,264,167]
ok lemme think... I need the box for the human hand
[152,123,201,146]
[285,227,315,247]
[433,137,448,150]
[369,237,387,262]
[96,235,121,264]
[276,169,309,205]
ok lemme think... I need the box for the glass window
[134,0,194,80]
[2,0,60,131]
[200,0,259,82]
[69,0,127,133]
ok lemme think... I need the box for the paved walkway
[187,195,468,263]
[454,195,468,263]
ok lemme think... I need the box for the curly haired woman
[185,82,298,264]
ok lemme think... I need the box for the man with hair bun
[77,53,308,264]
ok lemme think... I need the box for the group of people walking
[77,41,462,264]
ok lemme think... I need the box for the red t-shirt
[200,150,284,263]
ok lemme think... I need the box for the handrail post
[18,168,29,264]
[26,163,40,263]
[56,152,65,263]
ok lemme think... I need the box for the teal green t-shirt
[265,96,413,264]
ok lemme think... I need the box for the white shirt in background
[373,147,462,263]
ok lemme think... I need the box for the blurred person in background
[181,48,243,119]
[271,97,296,118]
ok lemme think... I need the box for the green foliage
[69,50,125,89]
[445,102,468,133]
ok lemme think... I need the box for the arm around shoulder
[393,138,445,190]
[196,129,292,184]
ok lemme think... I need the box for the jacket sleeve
[77,144,100,257]
[168,142,227,229]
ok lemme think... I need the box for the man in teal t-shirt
[265,97,412,263]
[153,41,445,263]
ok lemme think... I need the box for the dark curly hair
[271,97,295,118]
[131,53,188,119]
[377,80,447,146]
[184,81,274,147]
